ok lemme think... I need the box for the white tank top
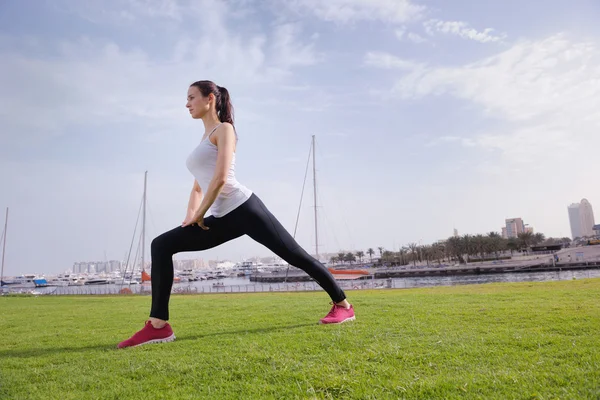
[185,123,253,217]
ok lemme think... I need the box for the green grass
[1,279,599,400]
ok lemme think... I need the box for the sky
[1,0,600,276]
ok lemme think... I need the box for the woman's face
[186,86,213,119]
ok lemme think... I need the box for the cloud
[51,0,186,25]
[284,0,425,24]
[424,19,507,43]
[271,23,321,70]
[396,28,429,44]
[367,34,600,174]
[0,6,319,146]
[364,52,423,70]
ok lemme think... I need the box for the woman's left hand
[182,210,209,230]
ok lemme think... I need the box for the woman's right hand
[182,211,196,227]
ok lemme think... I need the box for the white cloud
[364,52,423,70]
[395,28,429,44]
[52,0,186,25]
[407,32,428,44]
[285,0,425,24]
[395,27,406,40]
[368,33,600,177]
[424,19,507,43]
[271,23,321,70]
[0,7,319,145]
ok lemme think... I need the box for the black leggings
[149,193,346,320]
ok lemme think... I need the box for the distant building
[501,227,507,239]
[174,258,207,270]
[593,225,600,236]
[568,203,582,238]
[580,199,596,237]
[453,228,459,237]
[568,199,596,238]
[505,218,525,239]
[72,260,121,274]
[525,225,534,234]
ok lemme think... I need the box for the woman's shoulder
[218,122,234,131]
[216,122,237,139]
[211,122,238,145]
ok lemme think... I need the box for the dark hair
[190,80,234,127]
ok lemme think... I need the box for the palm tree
[518,231,534,250]
[445,236,463,263]
[367,248,375,262]
[377,247,384,259]
[355,251,365,263]
[382,251,393,264]
[408,243,418,267]
[344,252,356,264]
[330,256,338,265]
[533,233,545,245]
[507,238,519,255]
[420,245,430,266]
[337,252,346,265]
[400,247,409,265]
[462,234,473,262]
[487,231,502,259]
[472,234,486,259]
[432,243,445,265]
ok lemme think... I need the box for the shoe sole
[120,333,176,349]
[319,316,356,325]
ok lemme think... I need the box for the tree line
[329,232,572,267]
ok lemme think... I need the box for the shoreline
[249,262,600,282]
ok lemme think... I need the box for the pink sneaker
[319,302,356,324]
[117,321,176,349]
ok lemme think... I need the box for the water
[388,268,600,289]
[9,268,600,296]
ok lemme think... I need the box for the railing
[3,267,599,296]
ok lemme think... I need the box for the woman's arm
[186,179,203,217]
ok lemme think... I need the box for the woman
[118,80,355,349]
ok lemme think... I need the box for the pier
[249,261,600,282]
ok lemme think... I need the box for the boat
[33,278,48,287]
[84,278,110,285]
[328,268,369,276]
[0,208,8,289]
[120,172,153,287]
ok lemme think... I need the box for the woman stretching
[118,80,355,348]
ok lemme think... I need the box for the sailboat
[140,171,151,283]
[0,207,8,289]
[284,136,369,282]
[120,172,152,292]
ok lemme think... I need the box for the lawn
[1,278,599,399]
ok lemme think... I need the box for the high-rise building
[568,199,596,239]
[501,227,507,239]
[505,218,525,238]
[580,199,596,237]
[568,203,582,239]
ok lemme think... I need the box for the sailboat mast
[141,171,147,272]
[1,207,7,286]
[312,135,319,260]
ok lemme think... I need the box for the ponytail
[216,85,234,127]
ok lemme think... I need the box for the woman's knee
[151,232,174,256]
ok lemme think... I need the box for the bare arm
[186,179,203,218]
[195,123,236,217]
